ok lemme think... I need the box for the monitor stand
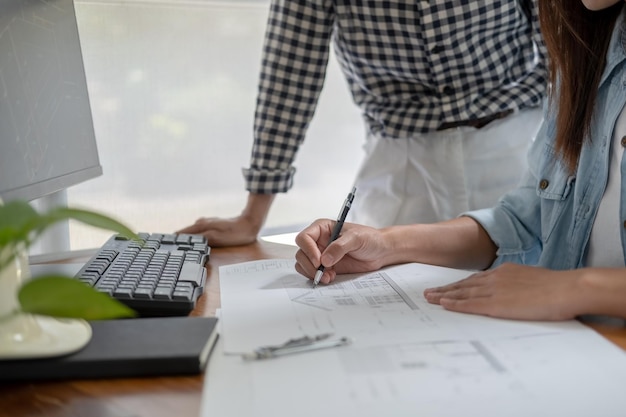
[29,190,71,256]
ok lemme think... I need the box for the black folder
[0,316,219,382]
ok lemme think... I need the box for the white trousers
[347,109,543,227]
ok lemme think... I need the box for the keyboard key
[172,290,193,301]
[177,263,205,288]
[154,286,173,300]
[134,287,154,299]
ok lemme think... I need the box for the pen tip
[313,270,324,288]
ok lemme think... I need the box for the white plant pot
[0,246,28,317]
[0,246,92,360]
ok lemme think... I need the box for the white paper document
[202,259,626,417]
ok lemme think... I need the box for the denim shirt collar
[600,8,626,86]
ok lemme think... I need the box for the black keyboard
[75,232,210,317]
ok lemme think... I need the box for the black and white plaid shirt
[244,0,547,194]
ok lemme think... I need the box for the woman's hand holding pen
[296,217,498,286]
[295,219,391,285]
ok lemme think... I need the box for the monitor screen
[0,0,102,203]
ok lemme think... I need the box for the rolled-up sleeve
[464,174,544,268]
[244,0,334,194]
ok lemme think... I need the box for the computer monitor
[0,0,102,204]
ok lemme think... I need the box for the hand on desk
[177,215,259,247]
[178,193,275,247]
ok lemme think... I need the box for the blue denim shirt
[466,11,626,270]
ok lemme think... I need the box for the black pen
[313,187,356,288]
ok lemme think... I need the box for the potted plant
[0,200,138,360]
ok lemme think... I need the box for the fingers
[318,230,353,269]
[423,271,493,305]
[424,272,486,298]
[423,274,498,317]
[295,219,359,285]
[176,217,217,235]
[294,255,336,284]
[295,220,384,285]
[421,266,535,319]
[295,219,333,266]
[295,219,334,284]
[176,221,204,235]
[294,249,317,278]
[437,297,496,317]
[425,284,492,303]
[177,217,260,247]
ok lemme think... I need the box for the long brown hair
[538,1,624,173]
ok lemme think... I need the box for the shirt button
[621,136,626,147]
[442,86,454,95]
[539,179,549,190]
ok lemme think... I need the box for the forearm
[240,193,276,232]
[576,268,626,318]
[380,216,498,271]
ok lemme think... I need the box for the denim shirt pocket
[533,143,576,243]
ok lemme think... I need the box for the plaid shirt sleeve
[243,0,334,194]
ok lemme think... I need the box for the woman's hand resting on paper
[423,264,588,321]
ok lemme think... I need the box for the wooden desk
[1,240,625,417]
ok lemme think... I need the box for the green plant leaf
[18,276,137,320]
[0,201,139,272]
[0,202,138,250]
[0,201,39,248]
